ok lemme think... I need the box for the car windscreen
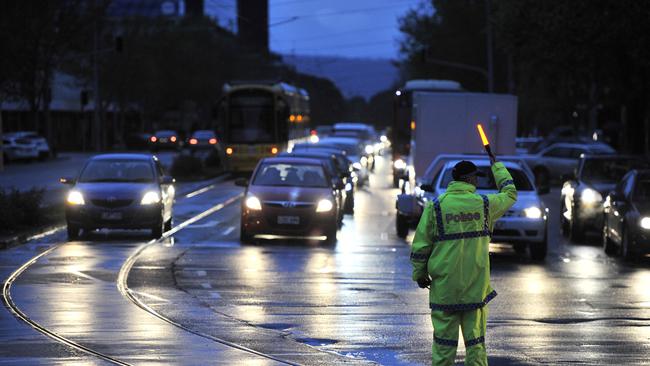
[318,142,358,156]
[78,160,155,183]
[439,167,534,191]
[253,163,328,188]
[228,90,275,143]
[582,159,650,183]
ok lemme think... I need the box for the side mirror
[60,177,75,185]
[234,178,249,187]
[420,183,434,192]
[161,176,175,184]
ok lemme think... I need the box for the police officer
[410,156,517,366]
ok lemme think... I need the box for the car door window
[543,147,573,158]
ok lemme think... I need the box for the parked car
[5,131,51,159]
[561,155,650,241]
[2,136,39,162]
[603,169,650,260]
[236,157,341,245]
[150,130,181,151]
[396,155,549,260]
[279,150,354,215]
[61,154,175,239]
[520,142,616,186]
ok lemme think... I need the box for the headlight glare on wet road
[345,183,352,191]
[245,196,262,210]
[365,145,374,154]
[316,199,333,213]
[66,190,85,205]
[640,217,650,230]
[524,206,542,219]
[141,191,161,205]
[580,188,602,204]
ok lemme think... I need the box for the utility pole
[92,0,102,151]
[485,0,494,93]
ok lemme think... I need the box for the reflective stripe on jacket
[410,162,517,311]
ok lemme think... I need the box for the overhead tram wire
[272,25,396,43]
[271,0,417,7]
[269,1,418,22]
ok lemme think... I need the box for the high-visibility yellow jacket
[410,162,517,311]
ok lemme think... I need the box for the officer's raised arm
[487,160,517,223]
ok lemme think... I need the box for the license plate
[101,212,123,220]
[160,138,168,143]
[278,216,300,225]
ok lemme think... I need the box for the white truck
[395,91,520,236]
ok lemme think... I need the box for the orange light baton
[476,123,495,160]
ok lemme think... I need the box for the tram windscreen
[228,90,275,143]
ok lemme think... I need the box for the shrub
[0,188,45,231]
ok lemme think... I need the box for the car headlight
[316,199,333,212]
[380,135,387,142]
[66,190,85,205]
[360,156,368,165]
[640,217,650,230]
[245,196,262,210]
[524,206,543,219]
[580,188,602,204]
[141,191,161,205]
[393,159,406,170]
[353,162,362,170]
[345,182,352,191]
[365,145,374,154]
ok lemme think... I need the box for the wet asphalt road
[2,156,650,365]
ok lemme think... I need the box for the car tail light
[189,138,198,145]
[209,138,217,144]
[271,146,278,154]
[150,136,157,142]
[226,147,233,155]
[170,136,177,142]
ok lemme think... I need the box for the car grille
[263,201,315,209]
[91,199,133,208]
[493,229,519,237]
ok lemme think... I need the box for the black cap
[452,160,486,180]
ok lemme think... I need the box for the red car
[237,157,342,245]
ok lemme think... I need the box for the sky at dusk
[206,0,427,60]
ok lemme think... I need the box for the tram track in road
[1,174,295,366]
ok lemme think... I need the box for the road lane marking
[222,226,236,236]
[195,270,207,277]
[209,292,221,299]
[201,283,212,289]
[187,219,220,229]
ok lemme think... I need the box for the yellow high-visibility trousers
[430,307,488,366]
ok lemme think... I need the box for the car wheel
[67,223,80,240]
[151,219,164,239]
[569,208,584,242]
[240,225,253,244]
[530,228,548,261]
[324,224,337,246]
[602,221,617,256]
[621,226,635,262]
[396,213,409,239]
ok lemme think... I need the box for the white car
[2,136,39,162]
[396,155,549,260]
[520,142,615,185]
[5,131,51,160]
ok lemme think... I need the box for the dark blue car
[61,154,175,239]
